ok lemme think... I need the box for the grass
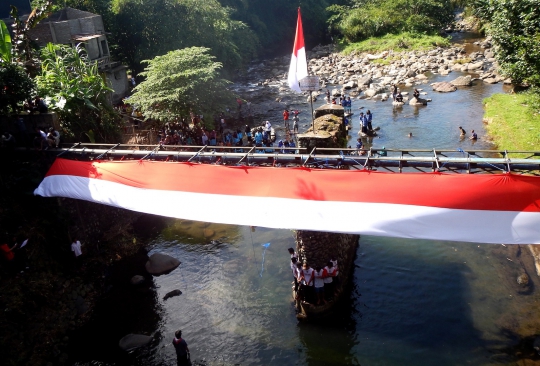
[340,32,452,55]
[483,91,540,151]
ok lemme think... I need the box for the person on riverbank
[173,330,191,366]
[470,130,478,140]
[459,126,466,137]
[71,238,82,269]
[1,241,16,274]
[283,109,290,130]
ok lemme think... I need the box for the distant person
[288,247,298,260]
[71,239,82,259]
[392,84,398,101]
[459,126,466,136]
[470,130,478,140]
[173,330,191,366]
[283,109,290,130]
[33,96,48,113]
[413,88,420,99]
[325,89,330,102]
[314,266,326,305]
[408,132,413,138]
[366,110,373,131]
[395,91,404,103]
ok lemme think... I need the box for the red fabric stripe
[292,8,305,57]
[46,158,540,212]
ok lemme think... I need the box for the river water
[69,34,540,365]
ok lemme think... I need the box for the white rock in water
[145,253,181,276]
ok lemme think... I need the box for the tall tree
[473,0,540,86]
[128,47,235,123]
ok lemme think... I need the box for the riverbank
[0,151,161,365]
[483,91,540,151]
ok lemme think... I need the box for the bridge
[48,142,540,175]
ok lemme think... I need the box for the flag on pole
[288,8,308,93]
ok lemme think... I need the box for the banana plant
[0,20,11,64]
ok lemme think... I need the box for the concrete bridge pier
[293,230,360,319]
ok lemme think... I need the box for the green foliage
[483,91,540,151]
[329,0,454,42]
[10,1,53,74]
[341,32,451,54]
[109,0,258,75]
[0,20,11,64]
[0,63,35,115]
[128,47,236,123]
[35,43,120,142]
[473,0,540,87]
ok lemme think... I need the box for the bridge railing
[46,143,540,175]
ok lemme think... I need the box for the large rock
[357,75,372,86]
[119,334,153,351]
[432,82,457,93]
[468,61,484,71]
[450,75,472,86]
[409,97,428,106]
[145,253,181,275]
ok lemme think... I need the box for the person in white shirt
[301,263,315,303]
[71,239,82,258]
[314,266,326,305]
[324,261,335,300]
[288,247,298,260]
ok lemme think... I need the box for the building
[28,7,129,104]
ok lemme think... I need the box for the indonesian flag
[34,158,540,244]
[288,8,308,93]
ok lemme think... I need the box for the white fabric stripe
[34,175,540,244]
[288,47,308,93]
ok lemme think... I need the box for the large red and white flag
[35,158,540,244]
[288,8,308,93]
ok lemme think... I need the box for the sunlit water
[69,34,540,365]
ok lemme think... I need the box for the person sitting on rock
[331,98,337,105]
[395,91,404,103]
[413,88,420,99]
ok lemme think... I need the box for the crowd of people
[288,248,339,306]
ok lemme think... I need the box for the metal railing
[42,143,540,175]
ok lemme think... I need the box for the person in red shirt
[283,109,290,130]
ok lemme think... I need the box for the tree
[0,63,35,115]
[128,47,236,123]
[35,43,120,142]
[109,0,258,75]
[473,0,540,86]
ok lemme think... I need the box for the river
[68,33,540,366]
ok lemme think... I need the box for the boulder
[409,97,428,106]
[119,334,153,352]
[145,253,181,276]
[483,77,498,84]
[130,275,145,286]
[357,75,372,86]
[432,82,457,93]
[343,80,357,89]
[468,61,484,71]
[450,75,472,86]
[517,273,529,287]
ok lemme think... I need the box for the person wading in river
[173,330,191,365]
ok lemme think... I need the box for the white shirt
[302,268,314,286]
[71,241,82,257]
[314,269,325,288]
[324,266,334,284]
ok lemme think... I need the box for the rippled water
[68,34,540,365]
